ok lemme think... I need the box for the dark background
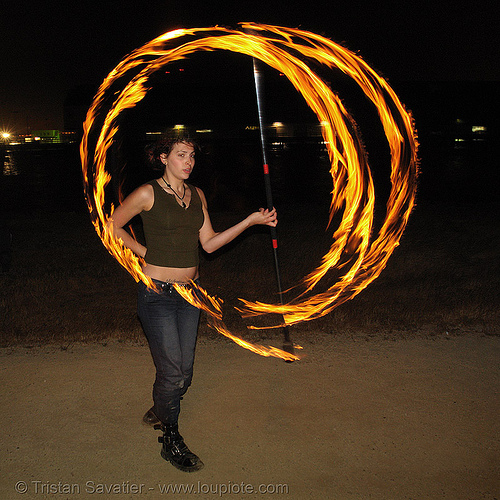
[0,1,498,346]
[1,1,498,132]
[0,2,498,229]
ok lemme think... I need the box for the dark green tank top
[141,180,204,268]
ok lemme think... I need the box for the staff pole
[251,57,295,361]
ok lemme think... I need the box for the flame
[174,283,301,362]
[80,23,418,357]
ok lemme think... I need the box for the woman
[109,136,277,472]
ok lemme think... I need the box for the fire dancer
[109,135,277,472]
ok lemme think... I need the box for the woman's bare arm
[197,187,277,254]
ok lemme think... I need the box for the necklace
[162,176,187,209]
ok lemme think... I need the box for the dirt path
[1,334,499,499]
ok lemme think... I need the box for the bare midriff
[142,263,199,284]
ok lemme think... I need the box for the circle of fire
[80,23,418,361]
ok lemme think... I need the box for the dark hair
[146,134,198,173]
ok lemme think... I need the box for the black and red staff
[251,57,295,361]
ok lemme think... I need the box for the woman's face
[161,142,195,181]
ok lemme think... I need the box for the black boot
[156,423,204,472]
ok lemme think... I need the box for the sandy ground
[1,333,499,500]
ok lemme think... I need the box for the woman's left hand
[248,207,278,227]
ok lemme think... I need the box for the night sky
[1,1,498,133]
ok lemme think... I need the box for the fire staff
[109,135,277,472]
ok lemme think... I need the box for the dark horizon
[1,2,499,133]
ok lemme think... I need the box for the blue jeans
[137,279,201,425]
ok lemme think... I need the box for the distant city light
[272,122,283,127]
[1,132,11,140]
[472,125,487,133]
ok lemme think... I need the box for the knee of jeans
[155,371,185,391]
